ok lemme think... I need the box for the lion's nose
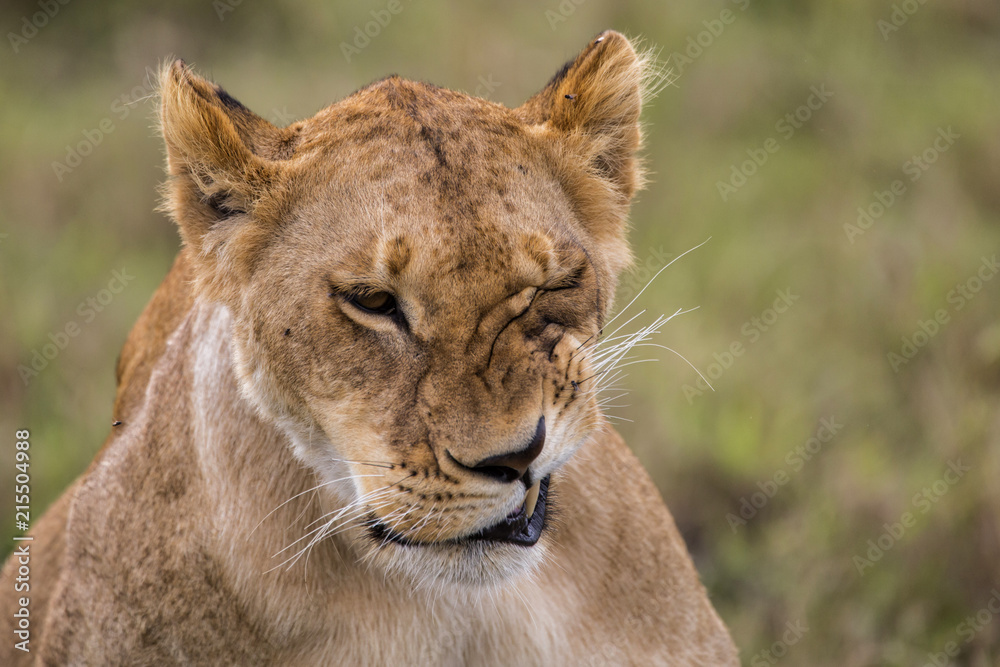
[451,416,545,483]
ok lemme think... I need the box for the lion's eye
[348,291,397,316]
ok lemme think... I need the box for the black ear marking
[284,328,291,337]
[204,191,246,219]
[213,85,254,114]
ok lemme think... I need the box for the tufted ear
[518,31,661,278]
[158,60,290,303]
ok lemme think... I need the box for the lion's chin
[361,537,550,590]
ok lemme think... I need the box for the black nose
[456,417,545,483]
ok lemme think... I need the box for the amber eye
[348,291,397,316]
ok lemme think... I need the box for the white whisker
[603,237,710,330]
[252,472,387,536]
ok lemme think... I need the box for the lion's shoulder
[112,250,195,424]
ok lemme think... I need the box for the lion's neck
[176,300,345,573]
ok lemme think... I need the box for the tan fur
[0,32,737,665]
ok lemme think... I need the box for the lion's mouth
[468,475,549,546]
[367,475,550,548]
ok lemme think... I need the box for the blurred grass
[2,0,999,664]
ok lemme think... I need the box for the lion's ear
[158,60,290,302]
[518,32,657,276]
[520,31,649,199]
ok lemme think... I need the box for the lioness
[1,32,737,665]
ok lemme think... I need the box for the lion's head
[159,31,657,587]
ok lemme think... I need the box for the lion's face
[160,32,651,586]
[234,108,605,584]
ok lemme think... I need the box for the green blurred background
[2,0,999,664]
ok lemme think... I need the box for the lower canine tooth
[524,480,542,519]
